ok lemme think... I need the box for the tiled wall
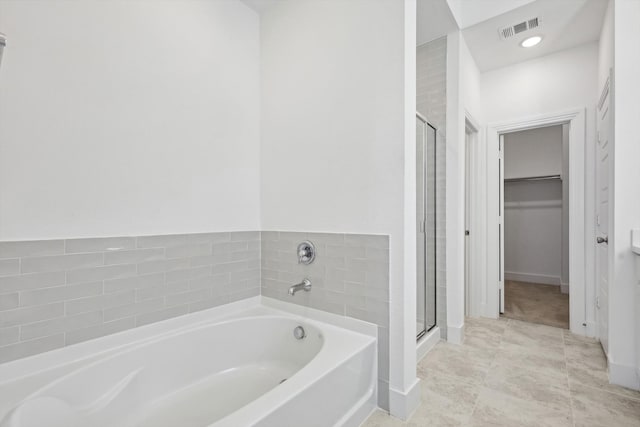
[0,230,391,409]
[0,231,260,363]
[260,231,390,409]
[417,37,448,337]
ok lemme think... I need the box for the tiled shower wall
[417,36,448,338]
[260,231,390,409]
[0,232,260,363]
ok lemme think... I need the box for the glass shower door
[417,114,437,339]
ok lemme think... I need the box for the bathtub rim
[0,296,377,387]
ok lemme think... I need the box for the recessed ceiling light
[521,36,542,48]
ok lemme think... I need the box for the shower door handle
[597,236,608,244]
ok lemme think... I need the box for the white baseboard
[504,271,562,286]
[609,361,640,391]
[447,324,464,345]
[560,282,569,294]
[417,326,440,362]
[388,378,421,420]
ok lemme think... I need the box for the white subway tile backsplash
[135,305,189,327]
[137,258,189,275]
[67,264,137,284]
[103,298,165,322]
[65,290,135,316]
[21,253,103,274]
[0,272,66,294]
[65,317,135,346]
[165,288,212,308]
[0,326,19,346]
[0,259,20,277]
[65,237,136,254]
[136,234,187,248]
[165,244,212,259]
[0,335,64,364]
[103,272,164,294]
[0,303,65,328]
[104,248,165,266]
[0,231,262,364]
[20,282,102,307]
[188,295,229,313]
[165,266,211,283]
[0,240,64,259]
[0,293,19,310]
[20,311,102,341]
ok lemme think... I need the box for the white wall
[481,43,598,124]
[259,0,418,415]
[609,0,640,390]
[503,126,562,180]
[0,0,261,240]
[445,32,484,336]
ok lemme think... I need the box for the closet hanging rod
[504,174,562,183]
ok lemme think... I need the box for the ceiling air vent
[498,17,542,40]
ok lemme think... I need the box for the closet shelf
[504,174,562,183]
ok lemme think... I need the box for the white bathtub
[0,297,377,427]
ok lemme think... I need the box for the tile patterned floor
[362,317,640,427]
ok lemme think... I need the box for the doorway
[482,108,587,334]
[499,125,570,329]
[416,113,437,339]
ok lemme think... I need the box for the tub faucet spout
[289,279,312,296]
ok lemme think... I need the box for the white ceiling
[446,0,536,29]
[243,0,607,74]
[462,0,608,72]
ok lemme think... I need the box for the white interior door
[498,134,505,313]
[596,74,612,354]
[465,131,471,316]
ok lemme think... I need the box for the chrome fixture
[597,236,608,244]
[297,241,316,265]
[288,278,312,296]
[0,33,6,69]
[293,326,306,340]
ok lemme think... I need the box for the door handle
[597,236,608,244]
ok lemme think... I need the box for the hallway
[363,317,640,426]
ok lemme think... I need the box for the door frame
[484,107,589,335]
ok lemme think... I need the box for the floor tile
[409,370,480,425]
[567,364,640,401]
[483,361,571,411]
[469,387,573,427]
[570,382,640,427]
[418,342,494,386]
[362,316,640,427]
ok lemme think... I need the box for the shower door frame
[416,112,437,341]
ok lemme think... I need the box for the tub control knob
[293,326,306,340]
[297,241,316,265]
